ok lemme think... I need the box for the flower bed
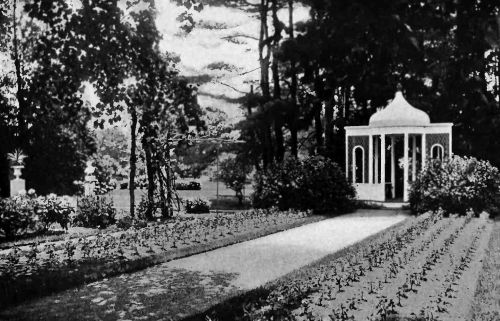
[0,208,315,308]
[188,211,493,321]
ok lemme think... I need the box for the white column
[374,137,379,184]
[403,133,409,202]
[390,136,396,199]
[381,134,386,200]
[412,135,417,181]
[368,135,373,184]
[421,133,426,169]
[345,134,349,179]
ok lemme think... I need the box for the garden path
[0,209,408,321]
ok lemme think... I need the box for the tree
[218,157,252,205]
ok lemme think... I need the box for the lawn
[110,178,253,213]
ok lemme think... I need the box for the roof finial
[396,82,403,92]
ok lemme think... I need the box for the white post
[403,133,409,202]
[421,133,426,169]
[10,166,25,197]
[380,134,386,199]
[368,135,373,184]
[374,137,379,184]
[345,134,349,179]
[390,136,396,199]
[412,135,417,181]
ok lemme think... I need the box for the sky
[154,0,310,123]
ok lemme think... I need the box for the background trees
[234,0,500,170]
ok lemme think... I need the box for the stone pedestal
[10,178,25,197]
[84,175,96,196]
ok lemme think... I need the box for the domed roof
[369,91,430,127]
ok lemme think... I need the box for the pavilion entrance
[345,89,453,203]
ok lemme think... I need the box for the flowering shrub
[73,195,116,228]
[175,181,201,190]
[252,156,356,214]
[0,196,36,239]
[0,191,74,239]
[185,197,210,213]
[409,155,500,216]
[34,194,74,231]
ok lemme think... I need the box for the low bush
[185,198,210,213]
[73,195,116,228]
[0,196,36,239]
[409,155,500,217]
[175,181,201,190]
[252,156,356,214]
[0,191,74,239]
[116,216,147,230]
[34,194,74,231]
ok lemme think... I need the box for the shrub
[0,191,74,238]
[34,194,74,231]
[409,155,500,216]
[185,198,210,214]
[252,156,356,214]
[175,181,201,190]
[73,195,116,228]
[0,197,36,239]
[116,216,147,230]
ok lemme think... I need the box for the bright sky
[154,0,310,123]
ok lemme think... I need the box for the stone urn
[12,165,24,180]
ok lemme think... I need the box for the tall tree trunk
[259,0,270,99]
[164,131,173,218]
[12,0,27,149]
[314,101,323,153]
[271,0,284,162]
[129,108,137,218]
[288,0,298,158]
[324,97,334,158]
[143,138,155,220]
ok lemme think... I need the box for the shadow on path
[0,267,239,321]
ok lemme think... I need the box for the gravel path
[0,209,408,321]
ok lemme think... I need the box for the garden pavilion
[345,89,453,203]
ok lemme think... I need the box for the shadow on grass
[0,267,240,321]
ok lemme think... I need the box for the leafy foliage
[175,181,201,190]
[73,195,116,229]
[409,156,500,217]
[252,156,356,214]
[185,198,210,214]
[0,196,36,239]
[0,192,74,239]
[218,157,252,204]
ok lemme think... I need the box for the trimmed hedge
[252,156,356,214]
[409,155,500,217]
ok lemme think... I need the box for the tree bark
[12,0,27,149]
[143,138,155,220]
[288,0,298,158]
[129,108,137,218]
[259,0,270,99]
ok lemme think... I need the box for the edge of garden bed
[181,214,412,321]
[0,214,326,310]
